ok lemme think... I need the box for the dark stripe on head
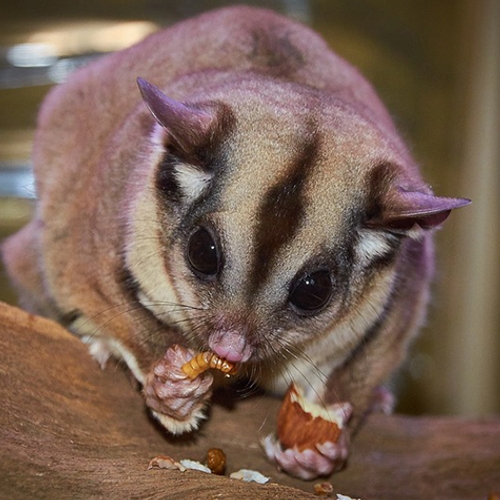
[156,152,183,203]
[118,265,141,299]
[58,309,82,327]
[365,247,400,275]
[248,29,305,77]
[249,133,319,293]
[340,283,395,369]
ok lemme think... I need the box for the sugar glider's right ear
[136,77,218,159]
[366,187,471,234]
[363,163,471,237]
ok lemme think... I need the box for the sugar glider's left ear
[136,77,218,157]
[366,187,471,233]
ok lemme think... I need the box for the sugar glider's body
[2,6,468,479]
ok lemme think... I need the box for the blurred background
[0,0,498,416]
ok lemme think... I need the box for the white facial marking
[356,229,391,266]
[174,163,212,201]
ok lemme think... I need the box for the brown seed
[206,447,226,475]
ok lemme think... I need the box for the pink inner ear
[368,188,471,231]
[136,77,215,153]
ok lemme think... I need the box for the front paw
[143,344,213,434]
[263,382,352,479]
[263,429,350,480]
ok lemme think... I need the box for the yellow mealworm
[181,352,238,379]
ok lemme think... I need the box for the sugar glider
[2,6,469,479]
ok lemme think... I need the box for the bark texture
[0,301,498,499]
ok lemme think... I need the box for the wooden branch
[0,301,498,499]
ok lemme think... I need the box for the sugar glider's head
[126,77,468,369]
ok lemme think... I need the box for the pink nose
[208,331,253,363]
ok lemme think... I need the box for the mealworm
[181,352,238,379]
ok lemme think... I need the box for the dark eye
[289,270,332,314]
[187,227,220,278]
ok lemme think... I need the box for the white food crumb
[179,459,212,474]
[230,469,270,484]
[336,495,361,500]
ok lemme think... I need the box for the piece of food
[179,459,212,473]
[206,447,226,475]
[147,455,215,475]
[181,351,238,379]
[229,469,270,484]
[314,482,334,496]
[277,383,347,451]
[147,455,186,472]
